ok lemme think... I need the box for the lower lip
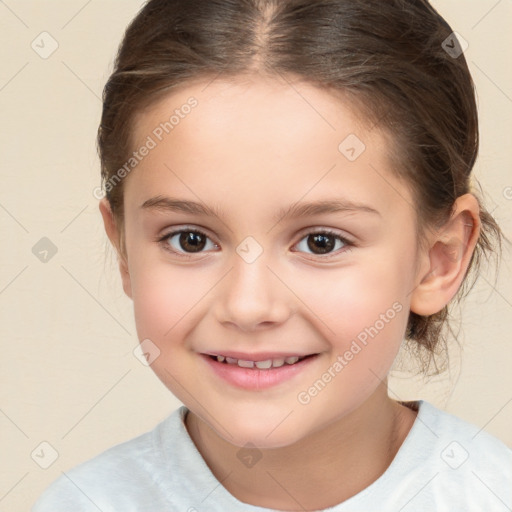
[200,354,319,390]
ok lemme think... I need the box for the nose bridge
[215,242,290,330]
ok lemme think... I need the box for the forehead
[133,74,371,152]
[126,75,413,220]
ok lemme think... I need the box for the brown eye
[178,231,206,252]
[294,230,352,257]
[307,233,336,255]
[161,229,216,256]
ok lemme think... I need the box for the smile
[201,353,319,390]
[209,354,312,369]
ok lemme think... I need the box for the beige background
[0,1,511,510]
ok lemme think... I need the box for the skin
[100,73,481,510]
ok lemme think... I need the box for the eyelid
[158,225,354,243]
[295,226,354,243]
[158,224,218,243]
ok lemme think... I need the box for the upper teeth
[216,355,301,369]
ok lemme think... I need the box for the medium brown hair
[98,0,504,375]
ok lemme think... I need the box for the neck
[185,383,417,511]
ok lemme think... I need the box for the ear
[99,198,132,299]
[410,193,481,316]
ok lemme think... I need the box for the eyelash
[157,226,354,260]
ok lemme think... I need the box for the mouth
[200,352,320,390]
[206,353,316,369]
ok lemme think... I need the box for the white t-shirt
[32,400,512,511]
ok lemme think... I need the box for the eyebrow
[141,195,381,222]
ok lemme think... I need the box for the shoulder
[418,400,512,464]
[403,400,512,511]
[31,407,186,512]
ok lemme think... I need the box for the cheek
[292,259,410,343]
[129,262,208,394]
[287,252,412,399]
[129,256,204,340]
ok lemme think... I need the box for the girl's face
[117,75,426,448]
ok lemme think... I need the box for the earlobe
[98,198,132,299]
[410,194,481,317]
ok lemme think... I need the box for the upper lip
[201,351,318,361]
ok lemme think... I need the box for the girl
[33,0,511,510]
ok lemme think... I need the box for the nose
[213,253,293,332]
